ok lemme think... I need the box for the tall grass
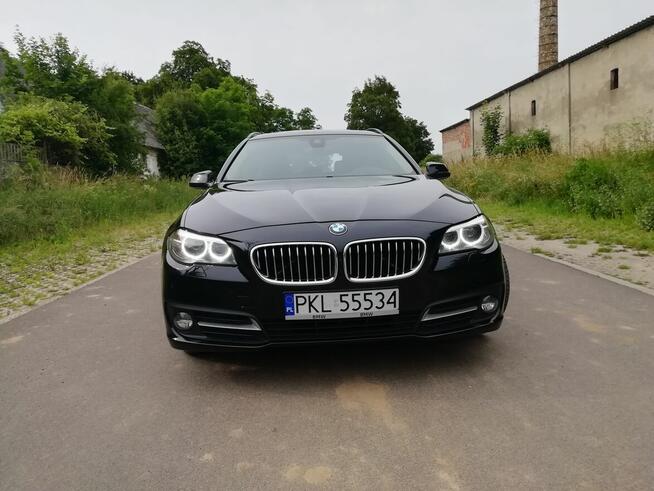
[448,149,654,231]
[0,165,198,246]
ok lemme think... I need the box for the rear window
[223,135,417,181]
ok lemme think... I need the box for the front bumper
[162,222,508,350]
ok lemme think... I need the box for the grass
[476,200,654,251]
[0,216,175,315]
[449,149,654,251]
[0,166,198,246]
[0,166,199,316]
[1,212,176,273]
[529,246,554,257]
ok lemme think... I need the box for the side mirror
[189,170,214,189]
[426,162,450,180]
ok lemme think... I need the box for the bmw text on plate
[162,129,509,352]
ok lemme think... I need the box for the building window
[610,68,619,90]
[531,100,537,116]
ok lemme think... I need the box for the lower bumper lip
[169,317,504,351]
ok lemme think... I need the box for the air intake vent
[344,238,426,282]
[251,242,337,285]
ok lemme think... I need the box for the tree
[89,72,144,170]
[116,70,144,85]
[400,117,434,163]
[155,77,258,177]
[136,41,232,107]
[344,75,433,161]
[4,32,144,171]
[255,91,297,133]
[0,95,116,174]
[155,69,322,176]
[154,88,207,177]
[200,77,257,162]
[12,32,100,103]
[345,75,404,135]
[134,72,181,107]
[295,107,318,130]
[160,41,230,86]
[0,46,27,98]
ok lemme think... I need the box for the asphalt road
[1,246,653,490]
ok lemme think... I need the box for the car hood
[181,175,480,235]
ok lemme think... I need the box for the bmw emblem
[329,223,348,235]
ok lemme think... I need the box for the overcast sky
[2,0,652,152]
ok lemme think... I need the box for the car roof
[249,129,383,140]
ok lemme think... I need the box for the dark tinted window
[224,135,416,181]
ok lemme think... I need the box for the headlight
[167,229,236,265]
[439,215,495,254]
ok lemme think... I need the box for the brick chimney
[539,0,558,71]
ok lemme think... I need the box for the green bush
[0,165,198,246]
[0,96,117,174]
[636,201,654,231]
[3,33,144,172]
[495,129,552,156]
[564,159,623,218]
[448,153,568,206]
[480,105,503,155]
[155,77,257,177]
[563,154,654,219]
[448,148,654,224]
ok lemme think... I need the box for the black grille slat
[252,243,336,284]
[345,238,425,282]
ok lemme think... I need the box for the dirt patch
[283,464,334,485]
[1,334,24,345]
[336,378,407,432]
[496,225,654,291]
[0,236,160,324]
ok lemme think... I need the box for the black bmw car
[162,129,509,353]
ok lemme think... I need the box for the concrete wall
[470,93,510,155]
[469,23,654,155]
[144,149,160,177]
[441,120,472,163]
[510,65,570,152]
[570,26,654,151]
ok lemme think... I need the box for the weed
[530,247,554,257]
[0,167,198,247]
[448,148,654,247]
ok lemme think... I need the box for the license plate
[283,288,399,320]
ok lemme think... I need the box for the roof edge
[466,15,654,111]
[439,119,470,133]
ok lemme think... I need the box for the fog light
[173,312,193,330]
[480,296,498,313]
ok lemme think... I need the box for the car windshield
[223,134,417,181]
